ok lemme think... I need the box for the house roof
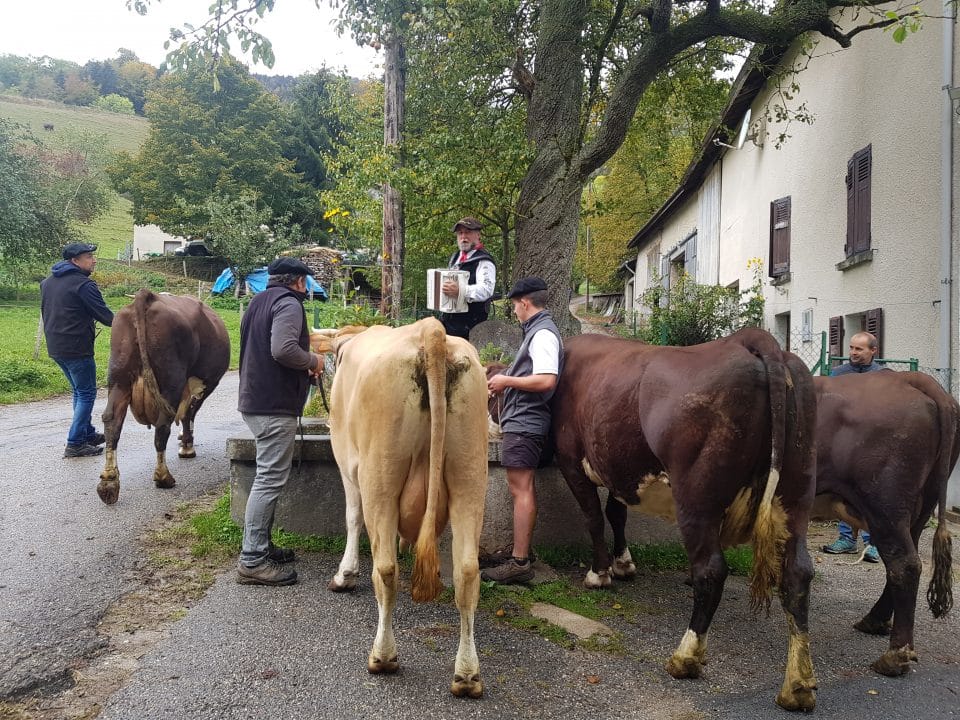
[627,44,790,250]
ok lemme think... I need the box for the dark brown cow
[97,289,229,505]
[812,371,957,676]
[550,329,818,711]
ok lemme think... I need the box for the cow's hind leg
[329,476,363,592]
[605,496,635,580]
[446,457,486,698]
[866,525,921,676]
[178,397,202,458]
[97,385,131,504]
[367,505,400,674]
[776,530,817,711]
[665,526,727,679]
[152,422,176,488]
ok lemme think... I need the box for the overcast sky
[1,0,382,78]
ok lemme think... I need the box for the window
[769,196,791,277]
[863,307,883,357]
[828,315,844,369]
[845,145,872,257]
[830,308,884,364]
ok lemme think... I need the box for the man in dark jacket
[236,257,323,586]
[822,330,885,562]
[482,277,563,584]
[40,242,114,458]
[440,217,496,340]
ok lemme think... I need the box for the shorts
[501,432,546,469]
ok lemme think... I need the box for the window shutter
[846,145,872,257]
[685,236,697,282]
[829,316,844,368]
[864,307,883,357]
[769,196,791,277]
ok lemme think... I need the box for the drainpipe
[942,1,955,388]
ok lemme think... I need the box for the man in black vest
[481,277,563,584]
[236,257,323,586]
[440,216,496,340]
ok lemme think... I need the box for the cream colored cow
[311,318,489,698]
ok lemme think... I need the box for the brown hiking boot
[481,557,534,584]
[236,560,298,586]
[479,544,536,569]
[267,545,296,564]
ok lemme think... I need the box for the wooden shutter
[845,145,872,257]
[829,316,844,368]
[864,307,883,358]
[769,196,791,277]
[684,236,697,282]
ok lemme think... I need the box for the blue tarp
[211,267,327,299]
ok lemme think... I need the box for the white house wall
[717,8,947,369]
[133,224,185,259]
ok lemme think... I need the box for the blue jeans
[53,356,98,447]
[240,413,298,567]
[838,520,871,546]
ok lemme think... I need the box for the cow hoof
[776,684,817,712]
[368,655,399,674]
[96,480,119,505]
[178,447,196,459]
[328,572,358,592]
[854,616,891,636]
[665,654,702,679]
[154,476,177,489]
[871,646,917,677]
[450,673,483,698]
[612,559,636,580]
[584,568,612,589]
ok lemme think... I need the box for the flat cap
[452,217,483,232]
[267,257,313,276]
[506,276,548,299]
[62,242,98,259]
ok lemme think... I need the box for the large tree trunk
[511,0,588,336]
[380,33,405,321]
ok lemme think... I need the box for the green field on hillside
[0,95,149,154]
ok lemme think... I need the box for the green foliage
[740,258,766,328]
[94,93,136,115]
[109,57,307,240]
[638,272,739,346]
[477,342,514,366]
[0,358,47,392]
[205,192,301,282]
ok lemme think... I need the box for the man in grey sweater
[236,257,323,586]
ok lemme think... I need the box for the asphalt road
[0,371,241,699]
[2,369,959,719]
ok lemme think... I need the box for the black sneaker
[481,557,534,584]
[267,545,296,564]
[86,432,106,446]
[64,443,104,458]
[236,560,298,586]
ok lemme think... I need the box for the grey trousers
[240,413,298,567]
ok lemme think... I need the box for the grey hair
[525,289,549,308]
[270,273,302,286]
[852,331,878,350]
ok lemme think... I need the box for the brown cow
[550,329,818,711]
[812,371,957,676]
[97,290,229,504]
[311,318,489,698]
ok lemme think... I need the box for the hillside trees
[0,120,113,286]
[109,57,308,241]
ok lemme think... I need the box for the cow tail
[920,375,958,618]
[411,320,446,602]
[747,335,790,614]
[134,289,175,425]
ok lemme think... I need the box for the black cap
[267,257,313,276]
[62,242,98,260]
[506,276,548,299]
[452,217,483,232]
